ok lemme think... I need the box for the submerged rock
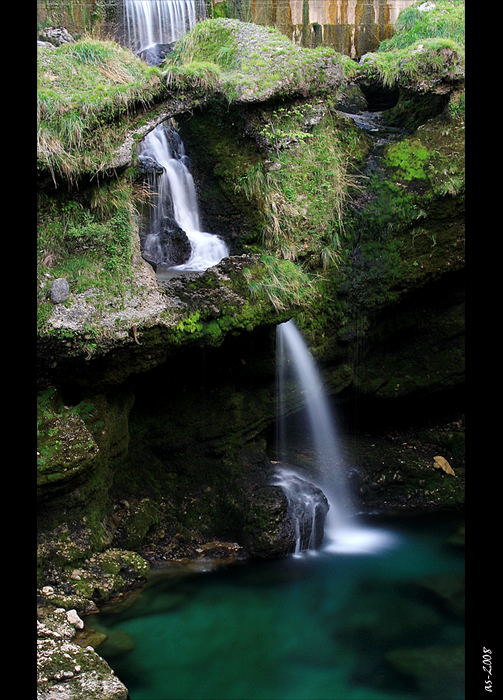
[385,644,465,699]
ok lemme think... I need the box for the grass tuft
[37,37,164,183]
[238,111,364,270]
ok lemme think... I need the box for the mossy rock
[242,485,291,557]
[111,498,160,551]
[163,18,357,104]
[63,548,149,606]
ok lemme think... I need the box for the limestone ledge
[38,253,289,391]
[37,607,128,700]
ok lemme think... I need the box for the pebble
[66,609,84,630]
[49,278,70,304]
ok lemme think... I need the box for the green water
[90,512,464,700]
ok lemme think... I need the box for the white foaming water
[324,525,398,554]
[276,320,397,555]
[138,123,228,274]
[124,0,205,53]
[273,468,323,556]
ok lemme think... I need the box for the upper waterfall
[138,122,228,276]
[123,0,206,53]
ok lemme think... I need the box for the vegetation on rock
[37,38,165,183]
[162,17,357,103]
[360,0,465,91]
[37,1,465,631]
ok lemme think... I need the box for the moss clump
[162,18,356,103]
[385,139,430,181]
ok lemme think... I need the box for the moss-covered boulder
[37,606,129,699]
[37,387,134,518]
[38,544,150,614]
[162,18,358,104]
[37,37,167,185]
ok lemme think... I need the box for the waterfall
[276,320,396,554]
[124,1,205,53]
[276,320,348,526]
[138,122,228,275]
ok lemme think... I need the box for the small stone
[49,278,70,304]
[66,609,84,630]
[39,26,74,46]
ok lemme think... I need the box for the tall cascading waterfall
[123,0,206,53]
[275,319,348,546]
[138,122,228,276]
[276,319,396,554]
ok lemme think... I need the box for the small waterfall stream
[276,320,396,554]
[138,122,228,276]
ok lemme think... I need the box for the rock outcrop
[37,607,129,700]
[37,10,465,697]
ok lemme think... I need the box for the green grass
[164,19,238,71]
[37,177,142,331]
[359,1,465,89]
[238,110,364,270]
[379,0,465,52]
[37,37,164,183]
[165,60,222,91]
[244,255,317,313]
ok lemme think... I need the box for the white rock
[66,609,84,629]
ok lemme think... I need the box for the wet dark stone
[137,42,176,66]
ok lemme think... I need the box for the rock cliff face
[37,7,464,681]
[37,7,464,697]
